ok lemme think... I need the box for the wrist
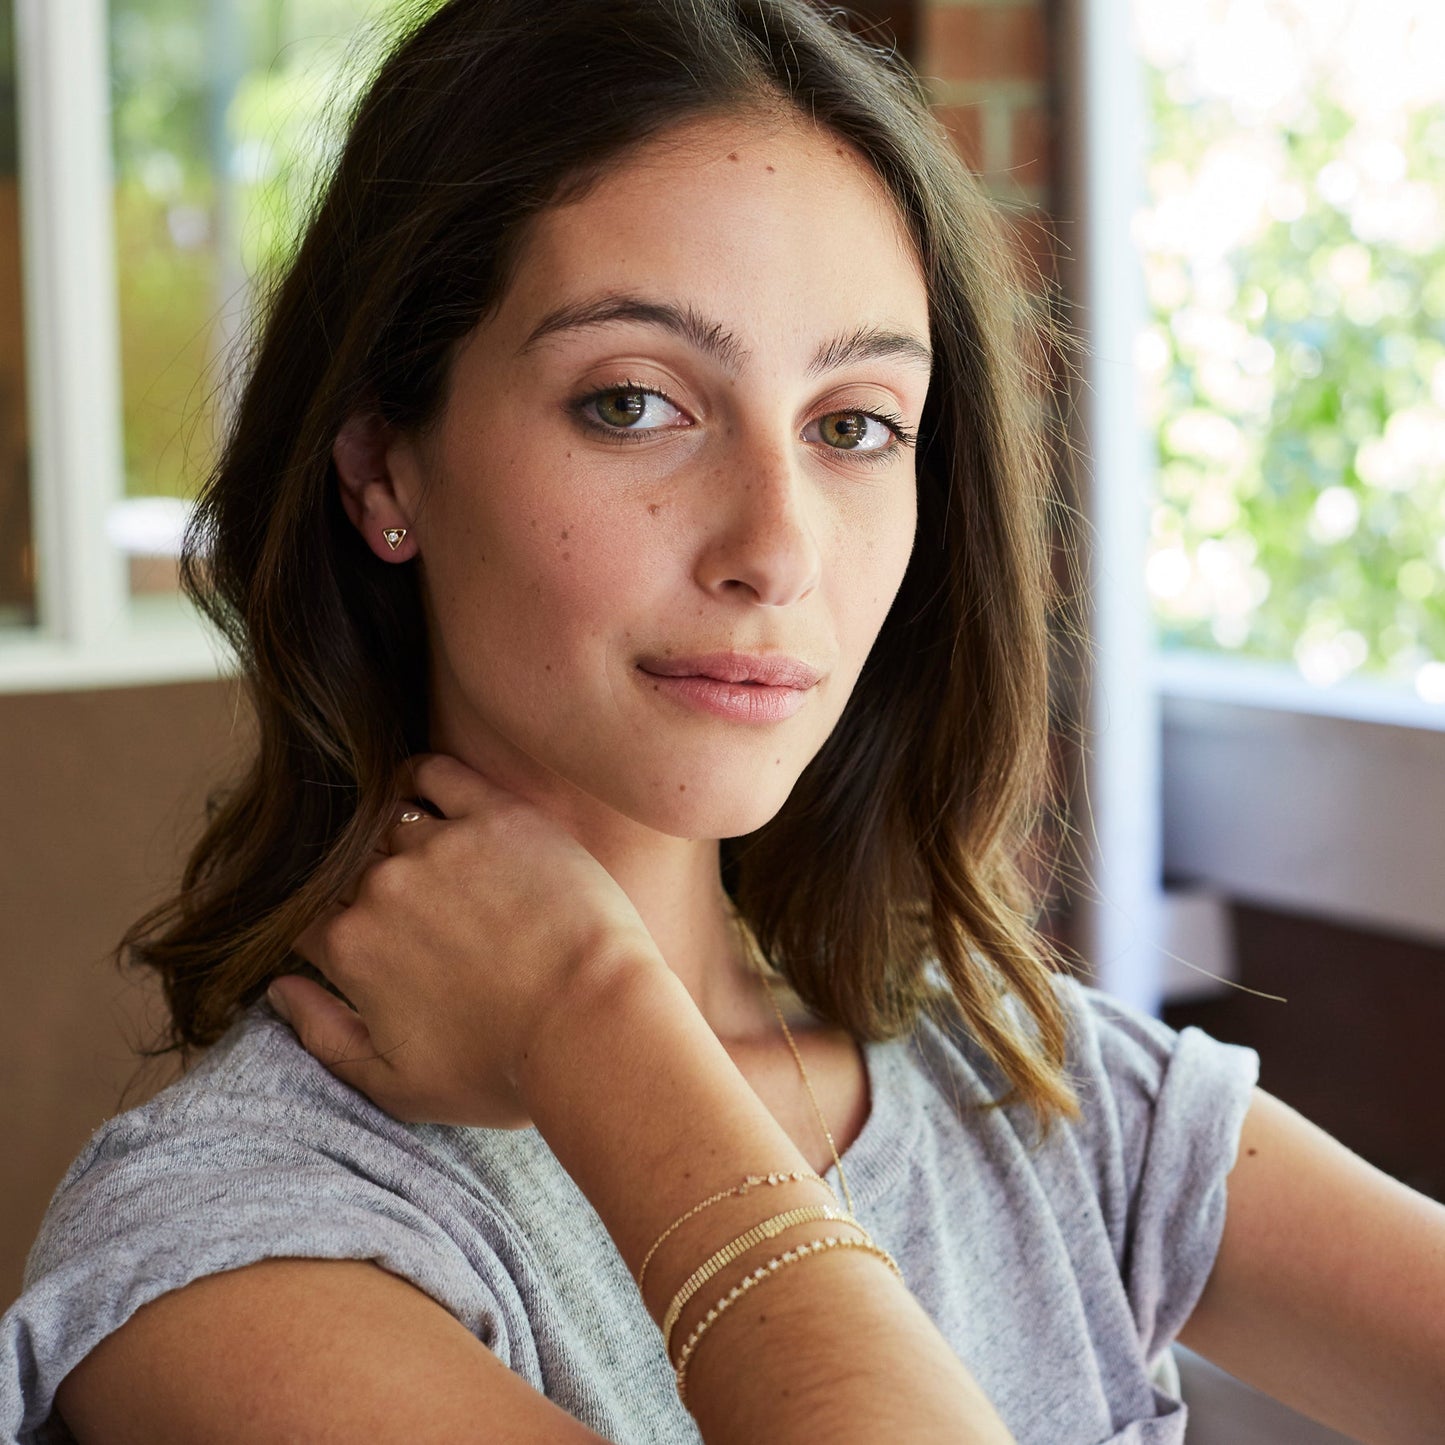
[512,946,675,1107]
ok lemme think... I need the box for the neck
[426,712,778,1047]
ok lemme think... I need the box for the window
[1134,0,1445,705]
[0,0,28,631]
[1060,0,1445,1008]
[0,0,400,691]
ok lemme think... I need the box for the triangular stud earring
[382,527,408,551]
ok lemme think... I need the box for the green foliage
[109,0,409,498]
[1141,59,1445,685]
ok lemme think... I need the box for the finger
[292,902,343,969]
[402,752,515,821]
[382,797,442,857]
[266,975,389,1087]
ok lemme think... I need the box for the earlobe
[333,410,420,562]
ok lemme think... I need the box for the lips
[636,651,822,689]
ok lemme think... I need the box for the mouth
[635,652,821,724]
[636,651,822,689]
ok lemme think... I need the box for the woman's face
[388,109,931,840]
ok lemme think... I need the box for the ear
[333,409,422,562]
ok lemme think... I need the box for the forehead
[488,110,930,357]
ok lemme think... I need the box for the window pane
[109,0,400,598]
[0,0,33,627]
[1134,0,1445,700]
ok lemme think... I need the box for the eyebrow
[517,292,933,379]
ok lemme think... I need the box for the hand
[272,753,666,1129]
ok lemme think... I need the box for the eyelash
[569,380,919,467]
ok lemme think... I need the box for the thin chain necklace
[728,904,857,1220]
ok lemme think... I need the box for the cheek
[840,489,917,634]
[452,497,657,673]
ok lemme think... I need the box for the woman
[4,1,1442,1441]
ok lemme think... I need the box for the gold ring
[397,808,427,824]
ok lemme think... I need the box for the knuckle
[321,905,362,958]
[363,854,412,902]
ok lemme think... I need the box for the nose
[693,434,823,607]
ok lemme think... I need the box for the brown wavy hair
[121,0,1086,1139]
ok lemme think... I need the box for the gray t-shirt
[0,972,1258,1444]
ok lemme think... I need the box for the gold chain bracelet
[637,1169,825,1298]
[660,1204,863,1356]
[674,1234,904,1405]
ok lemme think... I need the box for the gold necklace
[728,904,857,1220]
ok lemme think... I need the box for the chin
[626,776,797,843]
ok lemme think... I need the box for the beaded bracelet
[637,1168,825,1297]
[660,1203,862,1356]
[673,1234,905,1405]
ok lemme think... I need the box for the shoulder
[905,968,1260,1228]
[26,1003,429,1278]
[20,998,532,1346]
[3,1002,541,1442]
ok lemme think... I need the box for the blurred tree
[1135,0,1445,695]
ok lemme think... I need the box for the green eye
[820,412,872,450]
[595,390,650,427]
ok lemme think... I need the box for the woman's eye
[574,384,686,437]
[810,409,915,457]
[816,411,886,451]
[572,386,916,462]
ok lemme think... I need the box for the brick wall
[916,0,1058,283]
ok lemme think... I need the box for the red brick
[1000,207,1060,288]
[1009,104,1052,189]
[921,4,1049,85]
[933,103,987,170]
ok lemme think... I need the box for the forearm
[517,958,1016,1445]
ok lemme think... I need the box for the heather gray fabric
[0,973,1258,1444]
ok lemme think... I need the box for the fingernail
[266,982,294,1023]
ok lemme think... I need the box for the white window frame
[0,0,228,693]
[1059,0,1445,994]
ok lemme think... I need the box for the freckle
[560,528,569,539]
[648,503,660,516]
[678,783,686,792]
[544,663,552,672]
[766,165,775,173]
[728,152,739,161]
[530,518,538,529]
[1247,1147,1258,1156]
[562,551,571,561]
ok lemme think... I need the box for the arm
[1176,1085,1445,1444]
[517,956,1016,1445]
[53,1257,614,1445]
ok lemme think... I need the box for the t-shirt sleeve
[1053,973,1261,1370]
[0,1021,528,1445]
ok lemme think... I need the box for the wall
[0,678,246,1303]
[920,0,1058,290]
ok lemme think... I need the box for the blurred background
[1,1,1441,1437]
